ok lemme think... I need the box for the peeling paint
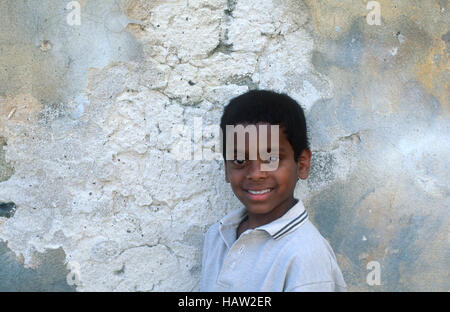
[415,39,449,114]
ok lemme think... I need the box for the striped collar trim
[257,198,308,240]
[219,198,309,240]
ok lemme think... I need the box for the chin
[243,202,273,215]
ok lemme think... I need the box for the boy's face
[225,123,312,220]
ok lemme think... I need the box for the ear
[297,148,312,180]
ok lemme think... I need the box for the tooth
[249,189,270,194]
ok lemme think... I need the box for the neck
[246,196,298,229]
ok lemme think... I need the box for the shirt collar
[219,198,309,245]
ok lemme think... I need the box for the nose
[246,159,268,180]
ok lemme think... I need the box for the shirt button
[239,246,244,253]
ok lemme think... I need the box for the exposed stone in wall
[0,0,448,291]
[0,202,16,218]
[0,137,14,182]
[0,241,75,291]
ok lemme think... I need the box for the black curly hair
[220,90,310,163]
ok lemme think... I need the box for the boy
[200,90,346,292]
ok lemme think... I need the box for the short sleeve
[283,234,347,292]
[287,281,347,292]
[199,223,220,291]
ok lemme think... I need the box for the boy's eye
[233,159,246,165]
[263,155,279,163]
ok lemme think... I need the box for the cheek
[276,164,299,184]
[227,170,244,187]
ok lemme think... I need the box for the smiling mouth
[244,188,274,200]
[246,188,272,195]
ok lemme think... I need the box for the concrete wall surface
[0,0,448,291]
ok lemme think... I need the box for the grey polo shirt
[200,199,347,292]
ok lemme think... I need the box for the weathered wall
[0,0,448,291]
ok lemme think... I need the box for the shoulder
[206,221,220,235]
[204,207,244,240]
[283,220,333,257]
[204,221,221,242]
[201,222,221,268]
[281,220,347,291]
